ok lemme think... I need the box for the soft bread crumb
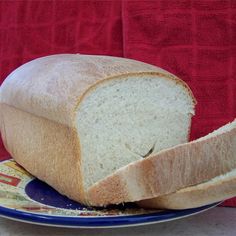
[76,75,194,190]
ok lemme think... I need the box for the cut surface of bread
[0,54,195,204]
[87,120,236,206]
[77,74,195,190]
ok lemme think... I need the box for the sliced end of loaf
[76,73,195,191]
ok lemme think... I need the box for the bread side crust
[87,125,236,206]
[138,174,236,209]
[0,103,86,203]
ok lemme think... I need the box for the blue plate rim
[0,202,220,228]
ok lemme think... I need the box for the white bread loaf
[88,120,236,206]
[138,121,236,209]
[0,54,195,205]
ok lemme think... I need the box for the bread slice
[138,121,236,209]
[0,54,195,205]
[88,120,236,206]
[138,168,236,209]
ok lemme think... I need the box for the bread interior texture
[76,75,195,189]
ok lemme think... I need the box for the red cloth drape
[0,0,235,206]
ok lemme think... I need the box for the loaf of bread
[0,54,195,205]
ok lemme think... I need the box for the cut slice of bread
[0,54,195,205]
[88,120,236,206]
[137,168,236,209]
[137,121,236,209]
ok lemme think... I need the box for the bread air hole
[125,143,155,158]
[142,145,155,158]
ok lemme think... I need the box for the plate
[0,159,220,228]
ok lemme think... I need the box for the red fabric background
[0,0,236,206]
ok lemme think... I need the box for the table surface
[0,207,235,236]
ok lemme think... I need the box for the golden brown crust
[88,126,236,206]
[138,176,236,209]
[0,103,86,203]
[86,173,128,206]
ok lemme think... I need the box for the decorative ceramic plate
[0,159,219,228]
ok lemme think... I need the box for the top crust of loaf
[0,54,196,127]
